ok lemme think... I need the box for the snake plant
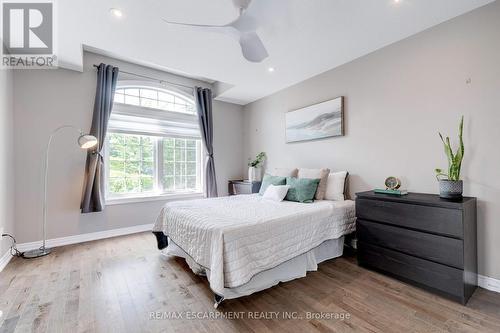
[435,116,464,181]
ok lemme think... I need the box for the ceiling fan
[162,0,268,63]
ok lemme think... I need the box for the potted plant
[248,152,266,182]
[435,116,465,200]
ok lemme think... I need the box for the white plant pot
[248,167,262,182]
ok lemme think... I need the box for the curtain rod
[92,64,195,91]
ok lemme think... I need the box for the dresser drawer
[357,219,463,268]
[356,198,463,238]
[358,242,464,300]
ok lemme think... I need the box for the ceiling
[58,0,494,105]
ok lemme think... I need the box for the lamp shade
[78,134,98,149]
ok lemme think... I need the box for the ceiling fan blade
[239,32,268,63]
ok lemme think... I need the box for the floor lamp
[23,125,98,259]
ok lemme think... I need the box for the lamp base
[23,247,52,259]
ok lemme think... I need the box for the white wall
[0,69,14,257]
[13,52,244,243]
[213,100,245,195]
[243,2,500,279]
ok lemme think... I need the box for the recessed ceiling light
[394,0,401,3]
[110,8,123,18]
[268,67,275,72]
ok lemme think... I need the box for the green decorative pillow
[259,174,287,195]
[285,177,321,203]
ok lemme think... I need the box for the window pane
[174,162,184,176]
[140,98,157,109]
[124,144,140,160]
[126,178,140,192]
[116,86,194,113]
[174,104,187,113]
[109,178,125,193]
[186,149,196,162]
[175,176,186,190]
[124,95,140,106]
[158,91,174,102]
[125,161,140,175]
[187,176,197,189]
[114,93,124,104]
[164,162,174,175]
[109,160,124,178]
[107,131,202,197]
[141,161,154,176]
[159,137,202,193]
[164,138,174,147]
[142,141,154,161]
[186,162,196,175]
[175,139,185,148]
[107,133,156,196]
[109,143,123,160]
[125,88,139,96]
[175,149,185,161]
[164,147,174,161]
[140,89,157,100]
[164,176,174,190]
[141,177,154,191]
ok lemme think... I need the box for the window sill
[105,192,205,206]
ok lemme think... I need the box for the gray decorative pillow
[285,177,321,203]
[297,168,330,200]
[259,174,287,195]
[269,168,299,177]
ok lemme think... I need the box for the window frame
[104,82,205,204]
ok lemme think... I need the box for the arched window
[105,83,203,201]
[114,86,195,114]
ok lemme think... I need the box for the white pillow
[324,171,348,201]
[262,184,290,202]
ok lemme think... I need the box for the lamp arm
[41,125,85,249]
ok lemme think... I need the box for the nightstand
[228,180,261,195]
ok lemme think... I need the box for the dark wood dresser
[356,191,477,304]
[228,180,261,196]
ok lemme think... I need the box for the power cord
[1,234,23,257]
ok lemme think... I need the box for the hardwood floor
[1,232,499,333]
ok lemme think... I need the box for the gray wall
[0,69,14,257]
[13,52,244,243]
[243,2,500,279]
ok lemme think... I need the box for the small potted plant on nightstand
[435,116,465,200]
[248,152,266,182]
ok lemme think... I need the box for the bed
[152,193,356,307]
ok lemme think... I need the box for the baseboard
[0,249,13,272]
[16,223,154,252]
[478,274,500,294]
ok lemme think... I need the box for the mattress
[153,194,356,295]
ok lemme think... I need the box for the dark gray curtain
[194,87,218,197]
[81,63,119,213]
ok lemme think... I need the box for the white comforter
[153,194,356,295]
